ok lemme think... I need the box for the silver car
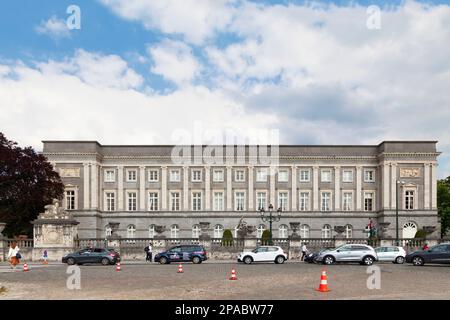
[315,244,378,266]
[375,246,406,264]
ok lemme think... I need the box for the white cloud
[35,15,71,39]
[148,40,201,86]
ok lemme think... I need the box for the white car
[237,246,288,264]
[375,246,406,264]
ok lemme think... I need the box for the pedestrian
[7,241,21,269]
[422,243,429,251]
[144,242,153,262]
[301,242,308,261]
[43,249,49,264]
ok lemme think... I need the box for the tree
[221,229,234,246]
[437,177,450,238]
[261,229,272,245]
[0,132,64,237]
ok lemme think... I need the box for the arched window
[257,224,266,238]
[321,224,332,239]
[127,225,136,238]
[171,224,179,239]
[105,226,112,238]
[345,224,353,239]
[278,225,288,238]
[192,225,200,238]
[300,224,310,238]
[402,221,417,239]
[149,224,156,238]
[214,225,224,238]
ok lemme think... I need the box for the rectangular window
[405,190,414,210]
[234,169,245,182]
[299,169,310,182]
[321,169,332,182]
[235,192,245,211]
[257,192,267,211]
[343,192,353,211]
[278,169,288,182]
[299,192,310,211]
[192,169,202,182]
[170,192,180,211]
[104,169,115,182]
[364,169,375,182]
[213,192,224,211]
[169,169,180,182]
[213,169,224,182]
[126,169,137,182]
[127,192,137,211]
[65,190,76,210]
[148,192,159,211]
[105,192,115,211]
[342,170,354,183]
[148,169,159,182]
[364,192,374,211]
[256,168,268,182]
[321,192,331,211]
[192,192,202,211]
[278,192,288,211]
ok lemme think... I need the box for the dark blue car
[154,245,207,264]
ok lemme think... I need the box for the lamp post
[396,180,405,246]
[259,204,282,245]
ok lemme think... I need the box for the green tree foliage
[261,229,272,245]
[221,229,234,246]
[0,133,64,237]
[438,177,450,237]
[414,229,427,239]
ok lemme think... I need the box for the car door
[335,245,352,261]
[181,246,193,262]
[266,247,279,261]
[77,248,93,263]
[93,248,105,263]
[167,246,183,262]
[375,247,387,261]
[442,245,450,264]
[253,247,268,261]
[425,245,447,263]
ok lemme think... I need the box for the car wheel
[412,256,424,266]
[363,256,374,266]
[323,255,335,265]
[159,257,168,265]
[395,256,405,264]
[192,256,201,264]
[243,256,253,265]
[275,256,285,264]
[101,258,110,266]
[67,257,75,265]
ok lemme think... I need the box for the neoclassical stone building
[42,141,440,239]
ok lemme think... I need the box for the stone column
[83,163,90,210]
[117,165,124,211]
[334,166,340,211]
[313,166,319,211]
[383,163,390,209]
[424,163,431,210]
[204,166,210,210]
[248,166,254,211]
[356,166,362,210]
[161,166,168,210]
[390,163,397,210]
[291,166,297,211]
[91,163,98,209]
[139,166,146,210]
[431,163,437,209]
[183,166,189,210]
[226,166,232,210]
[270,168,276,207]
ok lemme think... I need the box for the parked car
[62,247,120,265]
[304,248,334,263]
[315,244,378,266]
[375,246,406,264]
[154,245,208,264]
[405,243,450,266]
[237,246,287,264]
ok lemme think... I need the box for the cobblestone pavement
[1,261,449,299]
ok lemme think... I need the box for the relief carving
[59,168,80,178]
[400,168,420,178]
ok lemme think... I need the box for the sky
[0,0,449,177]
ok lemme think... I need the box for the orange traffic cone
[23,263,29,272]
[229,269,237,280]
[177,264,183,273]
[116,262,121,271]
[316,270,330,292]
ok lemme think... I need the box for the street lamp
[259,203,282,245]
[396,180,405,246]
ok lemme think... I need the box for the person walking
[7,242,21,269]
[144,242,153,262]
[422,243,429,251]
[43,249,49,265]
[301,243,308,261]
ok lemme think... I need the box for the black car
[62,248,120,265]
[304,248,333,263]
[406,243,450,266]
[154,245,207,264]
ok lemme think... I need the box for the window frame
[126,191,137,211]
[234,169,245,182]
[148,191,159,211]
[342,169,354,183]
[320,169,332,183]
[364,169,376,182]
[212,169,224,182]
[278,169,289,182]
[320,191,332,211]
[148,169,159,182]
[104,191,116,212]
[191,169,202,182]
[126,169,137,182]
[299,190,310,211]
[169,169,181,182]
[104,169,116,183]
[299,169,311,182]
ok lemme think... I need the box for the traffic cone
[177,264,183,273]
[23,263,29,272]
[316,270,330,292]
[229,269,237,280]
[116,262,121,271]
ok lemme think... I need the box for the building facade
[42,141,441,240]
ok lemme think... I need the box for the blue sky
[0,0,449,177]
